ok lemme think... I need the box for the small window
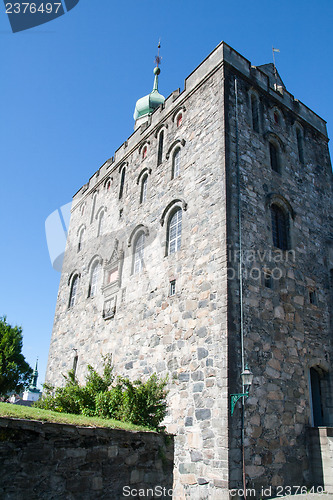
[274,111,280,125]
[251,95,259,133]
[97,211,105,237]
[73,354,78,376]
[177,113,183,128]
[106,179,112,191]
[69,275,79,308]
[170,279,176,296]
[269,142,280,173]
[107,268,119,285]
[172,148,181,179]
[78,228,85,253]
[119,167,126,200]
[90,193,97,223]
[89,262,101,298]
[80,204,85,216]
[264,272,273,289]
[167,208,182,255]
[142,146,147,160]
[157,131,164,166]
[140,175,148,204]
[271,204,289,250]
[133,233,145,274]
[297,129,304,164]
[309,290,317,306]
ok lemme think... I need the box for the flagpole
[272,47,280,89]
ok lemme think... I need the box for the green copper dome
[134,67,165,121]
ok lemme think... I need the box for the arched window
[89,262,101,297]
[105,178,112,191]
[90,192,97,223]
[251,95,259,132]
[271,204,289,250]
[97,211,105,237]
[269,142,280,173]
[172,148,181,179]
[297,129,304,164]
[133,233,145,274]
[167,208,182,255]
[157,131,164,166]
[69,275,79,308]
[142,145,147,160]
[119,167,126,200]
[177,113,183,128]
[78,228,85,252]
[140,175,148,204]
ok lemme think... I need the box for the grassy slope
[0,402,151,432]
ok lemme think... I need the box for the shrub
[35,356,168,431]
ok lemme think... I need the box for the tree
[0,316,33,398]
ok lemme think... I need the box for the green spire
[29,358,39,392]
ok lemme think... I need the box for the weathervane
[155,39,162,69]
[272,46,280,87]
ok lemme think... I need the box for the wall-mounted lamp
[230,365,253,415]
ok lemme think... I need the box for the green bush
[35,356,168,431]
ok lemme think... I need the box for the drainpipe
[234,77,247,500]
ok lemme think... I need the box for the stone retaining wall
[0,417,174,500]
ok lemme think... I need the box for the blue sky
[0,0,332,388]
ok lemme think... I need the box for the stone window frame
[272,106,283,128]
[68,272,80,309]
[118,162,127,200]
[172,105,186,125]
[296,123,305,164]
[80,202,86,217]
[77,224,86,253]
[138,140,150,161]
[140,174,148,204]
[128,225,149,275]
[154,123,168,167]
[87,255,103,298]
[166,139,186,180]
[308,288,318,306]
[266,193,294,251]
[167,208,182,256]
[160,199,188,257]
[264,132,285,175]
[90,191,98,224]
[104,176,113,191]
[96,206,107,237]
[102,242,124,297]
[308,362,331,427]
[263,269,273,289]
[132,232,145,275]
[248,90,260,133]
[137,168,151,205]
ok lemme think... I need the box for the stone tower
[45,42,333,498]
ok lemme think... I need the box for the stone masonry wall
[0,417,174,500]
[45,42,333,499]
[46,51,229,499]
[225,61,333,496]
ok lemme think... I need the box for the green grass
[0,403,151,433]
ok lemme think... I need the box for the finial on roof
[133,40,165,125]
